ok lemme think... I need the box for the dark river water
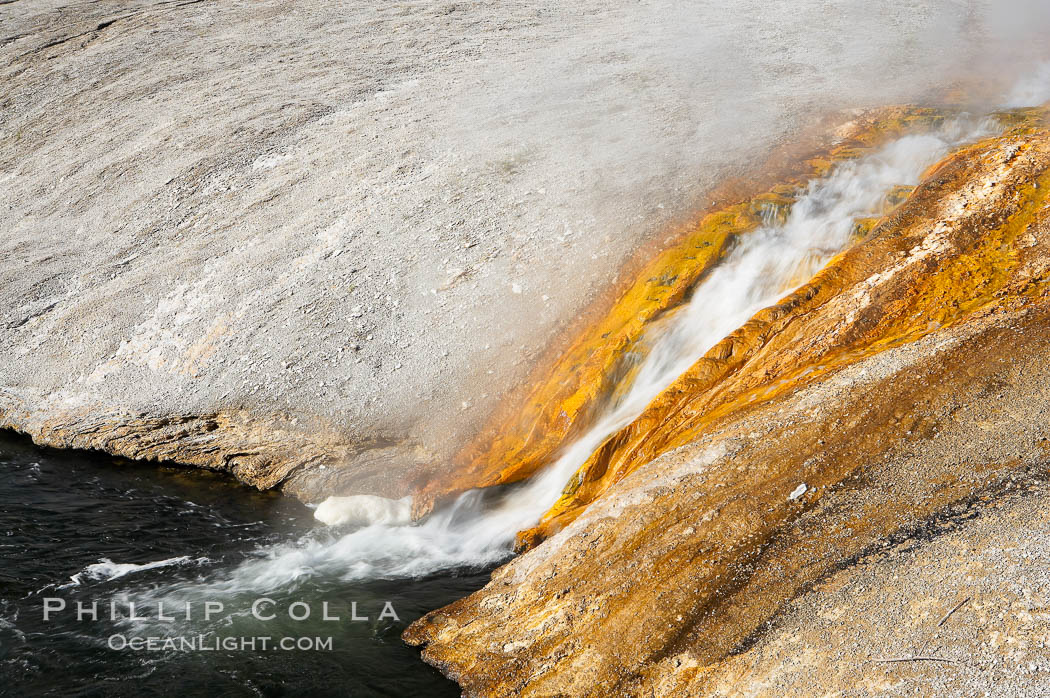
[0,431,489,697]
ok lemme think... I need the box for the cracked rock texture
[3,0,1048,496]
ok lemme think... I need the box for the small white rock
[314,495,412,526]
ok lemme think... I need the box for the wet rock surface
[404,125,1050,695]
[2,0,1043,499]
[6,2,1050,695]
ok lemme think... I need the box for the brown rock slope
[404,124,1050,694]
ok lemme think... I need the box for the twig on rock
[936,597,970,627]
[872,656,958,665]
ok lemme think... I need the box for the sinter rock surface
[2,0,1047,497]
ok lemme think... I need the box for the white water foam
[171,117,994,596]
[62,556,205,588]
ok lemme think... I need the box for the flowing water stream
[197,117,993,587]
[0,114,1013,696]
[0,432,476,695]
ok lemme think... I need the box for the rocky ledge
[404,118,1050,695]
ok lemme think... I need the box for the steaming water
[1,125,1001,698]
[145,116,995,605]
[1004,61,1050,108]
[6,100,1041,696]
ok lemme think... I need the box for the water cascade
[156,117,994,599]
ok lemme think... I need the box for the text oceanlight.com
[108,635,334,651]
